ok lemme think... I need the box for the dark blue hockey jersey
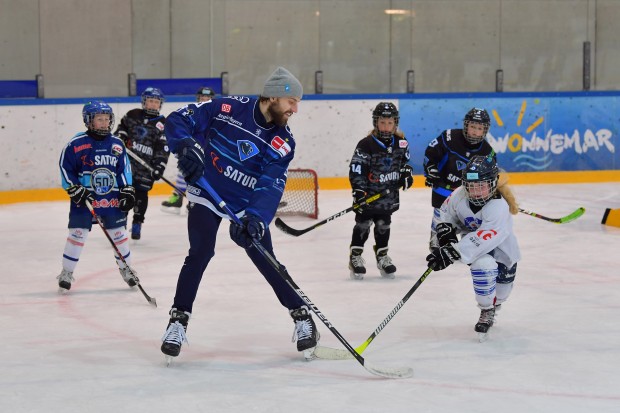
[165,96,295,225]
[59,131,132,217]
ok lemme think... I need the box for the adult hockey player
[160,67,320,361]
[57,101,136,292]
[347,102,413,280]
[115,87,169,239]
[425,155,521,340]
[423,108,496,252]
[161,86,217,214]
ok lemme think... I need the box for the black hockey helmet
[462,155,499,206]
[463,107,490,145]
[196,86,216,102]
[372,102,399,138]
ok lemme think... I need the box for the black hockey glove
[352,189,367,214]
[229,214,265,249]
[151,159,167,181]
[426,243,461,271]
[118,186,136,212]
[67,184,95,207]
[436,222,458,247]
[399,165,414,191]
[177,138,205,184]
[424,164,440,188]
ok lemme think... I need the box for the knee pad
[374,219,391,235]
[497,262,517,284]
[470,255,498,308]
[354,219,372,235]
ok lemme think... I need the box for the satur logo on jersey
[95,154,119,167]
[74,143,92,153]
[368,171,399,183]
[476,229,497,240]
[237,140,259,161]
[221,104,232,113]
[270,136,291,157]
[210,151,257,189]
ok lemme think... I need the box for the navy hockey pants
[171,203,306,313]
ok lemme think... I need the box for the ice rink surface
[1,184,619,413]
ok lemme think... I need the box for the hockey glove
[118,186,136,212]
[67,184,95,207]
[352,189,367,214]
[229,214,265,249]
[426,243,461,271]
[399,165,414,191]
[424,164,440,188]
[177,138,205,184]
[436,222,458,247]
[151,159,167,181]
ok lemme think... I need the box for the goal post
[277,168,319,219]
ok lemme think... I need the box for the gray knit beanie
[262,67,303,99]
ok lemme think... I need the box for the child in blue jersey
[160,67,320,361]
[57,101,137,293]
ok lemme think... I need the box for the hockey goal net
[277,168,319,219]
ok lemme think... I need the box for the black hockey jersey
[115,109,169,191]
[349,134,411,213]
[423,128,495,208]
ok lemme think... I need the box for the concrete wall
[2,0,620,97]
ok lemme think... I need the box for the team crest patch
[270,136,291,157]
[111,144,123,156]
[456,160,468,171]
[156,122,165,131]
[222,104,232,113]
[237,140,259,161]
[399,140,408,148]
[91,168,116,195]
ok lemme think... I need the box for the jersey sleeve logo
[111,144,123,156]
[222,104,232,113]
[399,140,408,148]
[237,140,259,161]
[476,229,497,240]
[270,136,291,156]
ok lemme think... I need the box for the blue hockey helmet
[196,86,216,102]
[141,87,165,115]
[82,100,114,135]
[462,155,499,206]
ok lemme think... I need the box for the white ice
[1,184,619,413]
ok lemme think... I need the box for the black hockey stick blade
[519,207,585,224]
[274,189,389,237]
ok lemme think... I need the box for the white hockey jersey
[439,187,521,268]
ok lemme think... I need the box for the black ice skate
[349,247,366,280]
[161,193,183,214]
[475,307,496,342]
[161,308,190,365]
[374,246,396,279]
[119,266,139,288]
[56,269,75,293]
[131,223,141,240]
[290,306,320,360]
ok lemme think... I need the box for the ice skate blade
[349,271,364,280]
[164,355,175,366]
[477,332,490,342]
[57,287,70,295]
[378,270,395,279]
[161,206,182,215]
[303,346,317,361]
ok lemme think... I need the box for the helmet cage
[372,102,399,139]
[462,155,499,206]
[82,101,115,135]
[141,87,165,115]
[463,108,490,145]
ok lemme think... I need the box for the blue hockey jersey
[59,131,132,218]
[165,96,295,225]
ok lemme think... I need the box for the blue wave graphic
[513,153,553,171]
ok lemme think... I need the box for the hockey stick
[314,267,433,360]
[85,200,157,307]
[275,189,390,237]
[519,207,585,224]
[125,148,186,197]
[196,177,411,379]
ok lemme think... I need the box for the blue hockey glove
[177,138,205,184]
[426,243,461,271]
[151,159,167,181]
[67,184,95,206]
[118,186,136,212]
[399,165,414,191]
[229,214,265,249]
[436,222,457,247]
[352,189,367,214]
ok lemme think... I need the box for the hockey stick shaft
[125,148,186,197]
[275,189,390,237]
[196,177,410,378]
[518,207,585,224]
[85,200,157,307]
